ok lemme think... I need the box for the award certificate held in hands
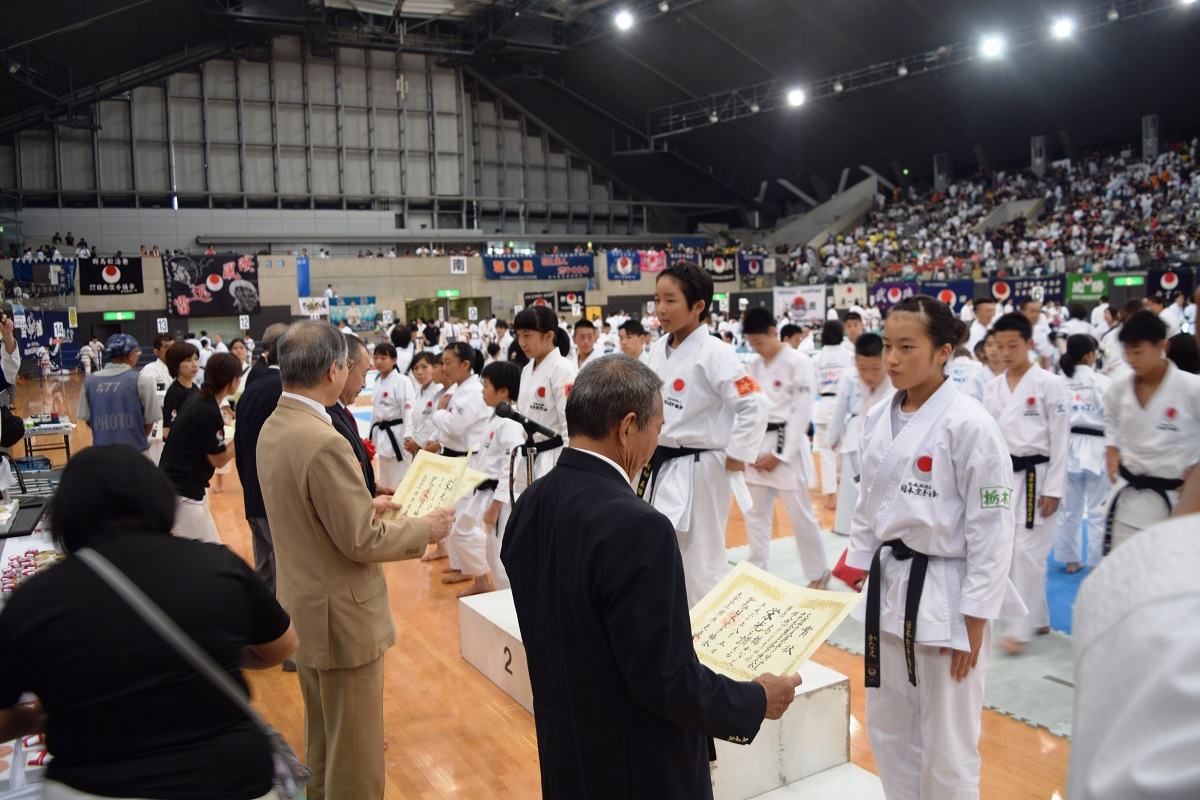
[383,449,488,521]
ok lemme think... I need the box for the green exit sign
[1113,276,1145,287]
[713,293,729,300]
[102,311,136,321]
[436,289,461,298]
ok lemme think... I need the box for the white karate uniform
[451,413,525,581]
[1068,514,1200,800]
[848,381,1024,800]
[645,325,769,607]
[983,365,1070,644]
[948,356,986,402]
[1102,361,1200,549]
[966,320,990,353]
[142,358,172,465]
[1099,325,1129,380]
[403,381,442,449]
[370,368,411,488]
[394,342,415,377]
[516,348,577,486]
[1051,365,1112,567]
[742,346,825,580]
[430,375,492,573]
[829,373,894,535]
[812,344,853,496]
[573,347,605,372]
[496,332,514,360]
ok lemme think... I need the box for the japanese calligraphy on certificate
[383,450,487,521]
[690,562,862,680]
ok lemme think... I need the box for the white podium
[458,590,881,800]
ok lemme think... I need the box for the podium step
[748,763,884,799]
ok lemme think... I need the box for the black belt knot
[820,392,836,397]
[442,448,467,458]
[766,421,786,454]
[1011,453,1051,529]
[865,539,929,689]
[1070,426,1104,437]
[518,434,564,457]
[475,478,499,493]
[636,445,708,500]
[1104,464,1183,555]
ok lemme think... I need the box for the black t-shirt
[159,394,226,501]
[162,381,199,432]
[0,532,290,800]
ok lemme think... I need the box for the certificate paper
[383,449,488,521]
[690,562,863,680]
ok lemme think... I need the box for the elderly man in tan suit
[257,320,454,800]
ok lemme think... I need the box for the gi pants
[834,450,861,535]
[173,495,222,546]
[485,503,513,591]
[1052,470,1108,567]
[676,454,734,608]
[743,483,827,582]
[376,455,406,492]
[1005,465,1052,644]
[298,654,387,800]
[867,627,992,800]
[813,423,839,496]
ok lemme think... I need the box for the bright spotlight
[749,102,760,113]
[897,65,908,77]
[658,1,669,11]
[1107,6,1119,21]
[980,35,1005,58]
[786,88,805,107]
[708,111,719,123]
[614,9,633,30]
[1052,18,1074,38]
[833,81,844,93]
[1184,0,1197,5]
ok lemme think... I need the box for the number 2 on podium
[503,646,513,675]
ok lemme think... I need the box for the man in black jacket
[244,322,289,391]
[326,335,376,495]
[502,355,802,799]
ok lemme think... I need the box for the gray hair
[276,319,349,389]
[343,333,369,365]
[566,355,662,439]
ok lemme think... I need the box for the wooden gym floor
[18,374,1071,799]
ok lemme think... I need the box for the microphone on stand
[495,401,557,439]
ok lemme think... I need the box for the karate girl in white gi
[1052,335,1112,572]
[828,333,893,537]
[405,352,449,562]
[847,295,1024,800]
[643,262,768,607]
[813,319,853,509]
[426,343,491,583]
[513,305,577,489]
[369,342,411,489]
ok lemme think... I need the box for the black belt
[369,418,404,459]
[518,434,564,458]
[508,434,565,504]
[636,445,708,501]
[1010,453,1051,529]
[766,421,787,454]
[442,448,467,458]
[1070,426,1104,437]
[865,539,929,689]
[820,392,836,397]
[475,478,499,493]
[1103,464,1182,555]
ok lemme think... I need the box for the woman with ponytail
[512,304,577,486]
[159,353,244,544]
[1052,334,1112,573]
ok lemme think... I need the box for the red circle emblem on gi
[427,401,433,408]
[1027,397,1036,406]
[1167,407,1178,419]
[672,378,685,392]
[102,264,121,283]
[913,455,933,481]
[382,392,388,398]
[774,380,782,388]
[537,386,546,398]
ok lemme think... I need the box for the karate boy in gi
[451,361,525,596]
[828,333,893,537]
[983,312,1070,655]
[642,262,768,607]
[741,307,827,585]
[813,320,853,509]
[1103,310,1200,551]
[848,296,1024,800]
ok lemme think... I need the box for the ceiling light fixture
[897,65,908,77]
[708,111,719,123]
[1107,6,1120,20]
[614,9,634,30]
[833,81,844,93]
[749,102,760,113]
[786,88,806,107]
[658,1,670,12]
[1052,18,1074,38]
[980,35,1005,58]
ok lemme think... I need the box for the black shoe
[282,659,297,672]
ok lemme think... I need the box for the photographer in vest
[76,333,162,453]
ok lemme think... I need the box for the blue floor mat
[1045,525,1095,635]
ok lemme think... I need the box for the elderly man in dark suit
[327,334,376,494]
[502,355,802,800]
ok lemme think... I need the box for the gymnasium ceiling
[3,0,1200,220]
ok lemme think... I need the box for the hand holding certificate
[691,562,863,681]
[383,449,489,522]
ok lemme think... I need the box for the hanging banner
[557,291,586,313]
[328,296,377,332]
[989,275,1065,306]
[703,256,737,284]
[832,282,868,309]
[870,280,920,309]
[638,250,667,273]
[78,256,145,295]
[918,279,975,311]
[737,253,767,278]
[672,252,702,266]
[483,254,594,281]
[522,291,556,309]
[296,255,310,298]
[1146,267,1194,302]
[1066,273,1109,303]
[773,286,826,326]
[164,253,261,317]
[16,309,75,360]
[606,251,641,282]
[13,257,76,294]
[298,297,330,317]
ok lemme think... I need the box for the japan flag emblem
[886,287,903,304]
[616,255,634,274]
[1166,407,1177,419]
[937,289,956,306]
[537,386,546,398]
[102,264,121,284]
[912,455,933,482]
[992,281,1011,301]
[1027,397,1037,406]
[672,379,685,392]
[206,274,224,293]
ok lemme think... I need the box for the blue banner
[12,257,76,294]
[296,256,310,298]
[1147,267,1194,302]
[483,254,594,281]
[606,251,641,282]
[17,309,76,362]
[737,253,767,277]
[870,280,920,309]
[918,280,975,311]
[989,275,1065,306]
